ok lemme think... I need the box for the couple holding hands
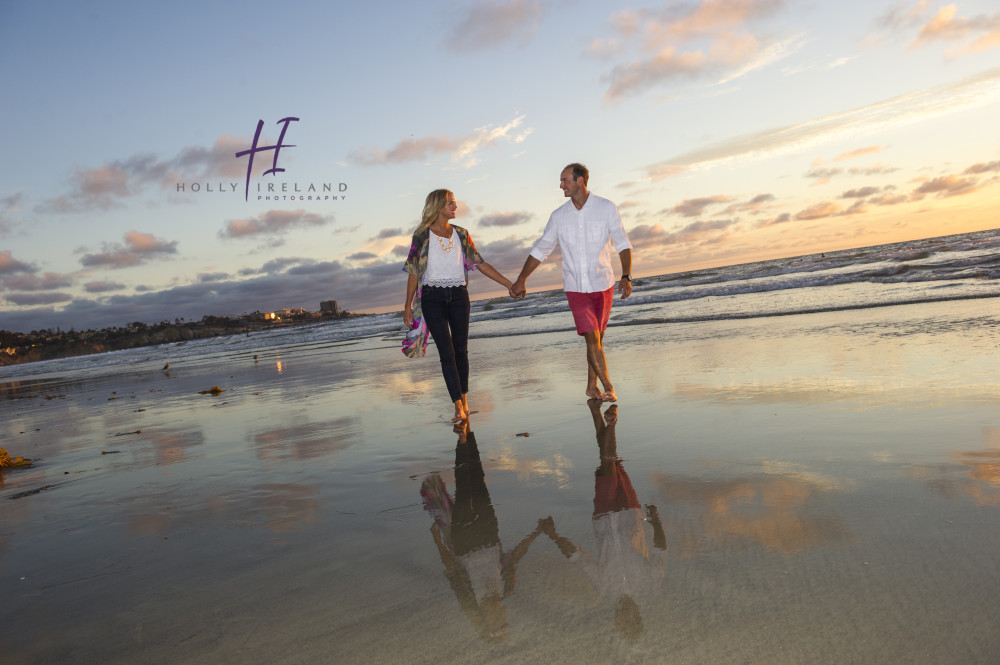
[403,163,633,423]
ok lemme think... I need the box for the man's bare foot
[601,389,618,402]
[586,387,604,400]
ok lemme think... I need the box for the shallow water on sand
[2,298,999,664]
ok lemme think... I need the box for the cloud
[35,133,287,213]
[2,272,73,291]
[670,194,733,217]
[756,212,791,227]
[964,160,1000,174]
[220,209,332,239]
[372,227,406,240]
[84,281,126,293]
[795,202,842,220]
[834,146,885,161]
[347,115,531,167]
[911,174,979,198]
[1,192,25,234]
[5,291,74,306]
[79,230,179,268]
[641,66,1000,179]
[721,192,776,216]
[875,1,930,29]
[445,0,543,53]
[0,250,34,275]
[840,186,883,198]
[628,218,738,249]
[910,5,1000,56]
[348,252,378,261]
[598,0,796,102]
[197,272,230,283]
[478,211,533,227]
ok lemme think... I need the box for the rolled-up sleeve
[609,205,631,253]
[529,213,560,262]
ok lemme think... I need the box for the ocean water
[2,227,998,383]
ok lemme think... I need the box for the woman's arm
[476,262,513,290]
[403,273,419,327]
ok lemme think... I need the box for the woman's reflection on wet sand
[420,421,544,643]
[540,400,667,641]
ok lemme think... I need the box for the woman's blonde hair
[418,189,452,232]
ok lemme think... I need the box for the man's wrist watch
[621,274,631,281]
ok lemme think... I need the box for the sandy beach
[2,297,1000,664]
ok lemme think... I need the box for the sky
[1,0,999,333]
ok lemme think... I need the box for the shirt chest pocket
[586,223,606,242]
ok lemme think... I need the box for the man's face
[560,168,583,198]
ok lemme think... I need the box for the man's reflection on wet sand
[540,400,667,641]
[420,422,544,643]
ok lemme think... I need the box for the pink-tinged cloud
[36,131,290,213]
[756,212,791,227]
[479,211,533,227]
[628,218,738,249]
[0,250,34,275]
[446,0,543,53]
[964,160,1000,174]
[795,202,842,220]
[2,272,72,291]
[834,146,884,161]
[840,186,883,198]
[5,291,74,306]
[670,194,734,217]
[912,174,979,198]
[348,116,531,167]
[371,228,406,240]
[874,1,930,31]
[642,67,1000,178]
[220,210,331,239]
[80,230,178,268]
[84,281,125,293]
[600,0,792,102]
[910,5,1000,55]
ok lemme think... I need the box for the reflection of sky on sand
[908,427,1000,506]
[127,483,320,536]
[650,461,853,556]
[252,417,359,462]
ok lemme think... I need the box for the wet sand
[2,298,1000,664]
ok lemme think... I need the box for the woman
[403,189,513,423]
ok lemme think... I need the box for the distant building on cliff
[320,300,340,316]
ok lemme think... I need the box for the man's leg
[585,329,604,399]
[583,329,615,401]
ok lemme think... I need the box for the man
[511,163,632,402]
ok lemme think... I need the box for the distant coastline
[0,311,360,367]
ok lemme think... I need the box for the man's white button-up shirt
[529,193,632,293]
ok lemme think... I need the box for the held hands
[509,278,527,299]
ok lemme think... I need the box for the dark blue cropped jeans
[421,285,471,404]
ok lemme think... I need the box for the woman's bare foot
[452,399,470,423]
[586,386,604,400]
[601,389,618,402]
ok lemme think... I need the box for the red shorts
[593,462,640,516]
[566,288,613,336]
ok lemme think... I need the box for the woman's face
[438,192,458,222]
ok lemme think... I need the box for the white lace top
[423,232,466,287]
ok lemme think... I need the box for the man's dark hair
[564,162,589,186]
